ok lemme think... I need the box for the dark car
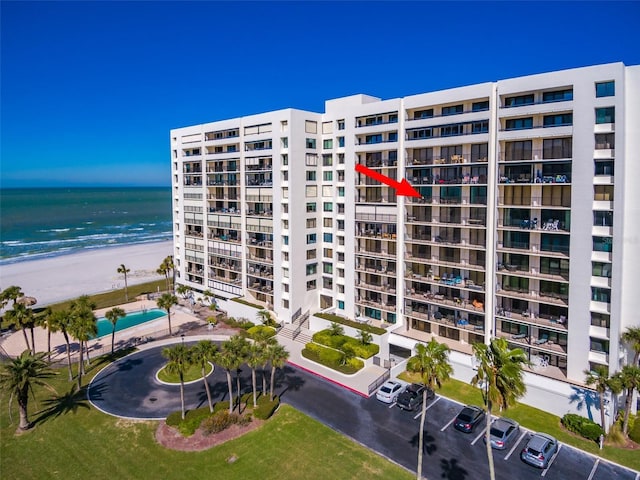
[453,405,485,433]
[521,433,558,468]
[396,383,433,411]
[484,417,520,449]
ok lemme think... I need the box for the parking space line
[540,444,561,477]
[586,459,599,480]
[441,413,458,432]
[413,410,422,420]
[471,427,486,445]
[504,431,527,460]
[388,402,396,409]
[426,396,441,411]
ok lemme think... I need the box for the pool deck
[0,300,203,361]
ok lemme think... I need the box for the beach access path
[1,240,174,307]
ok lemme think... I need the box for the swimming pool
[95,309,166,338]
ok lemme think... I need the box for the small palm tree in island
[156,293,178,335]
[117,264,131,301]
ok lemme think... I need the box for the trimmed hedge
[629,414,640,444]
[312,330,379,359]
[561,413,603,443]
[302,343,364,374]
[314,312,386,335]
[247,325,277,339]
[231,298,263,309]
[224,317,255,329]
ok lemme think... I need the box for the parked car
[375,380,406,404]
[484,417,520,449]
[521,432,558,468]
[396,383,433,411]
[453,405,485,433]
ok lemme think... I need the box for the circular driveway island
[88,343,228,419]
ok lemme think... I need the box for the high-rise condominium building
[170,62,639,422]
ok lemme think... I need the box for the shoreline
[1,240,174,307]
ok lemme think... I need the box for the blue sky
[1,1,639,187]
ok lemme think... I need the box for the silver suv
[521,432,558,468]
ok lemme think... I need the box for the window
[592,262,611,278]
[306,249,316,260]
[590,338,609,353]
[594,185,614,201]
[337,137,345,147]
[472,100,489,112]
[306,171,316,181]
[596,81,615,98]
[505,117,533,130]
[472,121,489,133]
[306,263,317,275]
[281,137,288,148]
[337,119,345,130]
[306,138,317,149]
[322,121,333,134]
[282,268,289,279]
[305,120,317,134]
[281,154,288,166]
[408,128,432,139]
[323,139,333,149]
[471,143,488,162]
[306,280,316,291]
[282,236,288,245]
[337,268,344,278]
[306,218,316,228]
[388,132,398,142]
[306,234,317,244]
[338,186,345,197]
[322,154,333,166]
[337,300,344,310]
[323,233,333,242]
[414,109,434,119]
[323,171,333,181]
[282,252,289,262]
[338,153,345,164]
[591,287,611,303]
[282,219,288,229]
[305,186,317,197]
[504,94,534,107]
[323,202,333,212]
[322,186,332,197]
[323,278,333,289]
[596,107,615,124]
[322,218,332,228]
[592,236,612,252]
[591,312,610,328]
[365,134,382,144]
[337,219,344,230]
[542,89,573,103]
[337,252,344,261]
[593,211,613,227]
[504,141,532,161]
[442,104,463,116]
[595,133,614,149]
[306,202,316,212]
[543,113,572,127]
[323,248,333,257]
[543,138,572,159]
[594,160,614,176]
[441,124,463,137]
[305,154,318,166]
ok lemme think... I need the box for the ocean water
[0,187,172,265]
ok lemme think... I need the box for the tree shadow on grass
[440,458,468,480]
[33,384,90,426]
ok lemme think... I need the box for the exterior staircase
[279,310,312,344]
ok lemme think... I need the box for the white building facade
[171,62,640,423]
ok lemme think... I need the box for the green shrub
[561,413,603,443]
[224,316,255,329]
[230,298,263,309]
[254,396,279,420]
[213,400,234,413]
[302,343,363,374]
[165,410,182,427]
[247,325,277,339]
[312,330,379,359]
[629,415,640,444]
[165,407,213,436]
[201,410,240,435]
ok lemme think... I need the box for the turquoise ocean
[0,187,172,265]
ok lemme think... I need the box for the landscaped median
[301,323,380,375]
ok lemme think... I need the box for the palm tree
[162,344,191,419]
[268,343,289,401]
[616,365,640,436]
[157,255,175,291]
[117,264,131,301]
[256,309,272,326]
[246,343,265,407]
[472,338,529,480]
[0,350,56,431]
[216,337,246,413]
[328,322,344,336]
[621,327,640,366]
[357,329,373,345]
[48,309,74,381]
[340,344,356,367]
[584,365,620,434]
[176,284,191,300]
[225,335,249,410]
[1,285,24,309]
[4,302,34,353]
[38,308,55,362]
[105,307,126,354]
[69,296,97,388]
[407,340,453,480]
[190,340,217,413]
[251,329,277,394]
[156,293,178,335]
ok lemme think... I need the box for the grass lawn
[399,371,640,472]
[1,357,413,480]
[157,362,213,383]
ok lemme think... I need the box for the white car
[376,380,406,404]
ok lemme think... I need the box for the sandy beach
[0,240,174,307]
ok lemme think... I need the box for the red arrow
[355,164,421,198]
